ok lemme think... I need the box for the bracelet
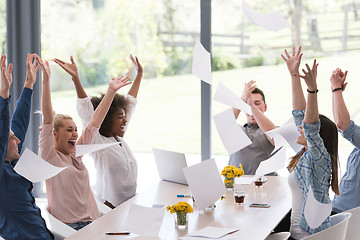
[307,89,319,94]
[291,73,299,77]
[332,87,343,92]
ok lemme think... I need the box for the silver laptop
[152,148,188,185]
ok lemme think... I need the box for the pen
[105,232,130,235]
[177,194,191,197]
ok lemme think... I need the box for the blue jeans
[66,221,92,231]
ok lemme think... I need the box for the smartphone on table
[249,203,270,208]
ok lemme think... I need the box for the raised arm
[11,54,39,148]
[36,56,53,125]
[299,60,319,124]
[54,56,87,99]
[233,80,256,119]
[282,46,306,111]
[248,94,276,145]
[0,55,13,172]
[330,68,349,131]
[127,55,143,98]
[89,75,131,128]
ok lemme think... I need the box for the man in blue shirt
[330,68,360,213]
[0,54,53,240]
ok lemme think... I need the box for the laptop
[152,148,188,185]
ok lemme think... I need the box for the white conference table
[66,176,291,240]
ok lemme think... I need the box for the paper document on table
[351,107,360,120]
[192,40,212,84]
[304,187,332,229]
[265,120,302,153]
[130,237,161,240]
[183,158,225,211]
[242,0,289,32]
[213,109,252,155]
[181,226,239,239]
[213,82,252,116]
[75,142,120,157]
[14,148,67,183]
[123,204,165,236]
[255,147,286,178]
[235,175,256,185]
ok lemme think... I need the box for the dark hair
[252,88,266,104]
[90,93,131,137]
[288,114,339,195]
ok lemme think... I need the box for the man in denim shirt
[0,54,53,240]
[330,68,360,213]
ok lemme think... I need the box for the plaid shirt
[292,110,332,234]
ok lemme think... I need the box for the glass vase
[175,212,188,229]
[224,177,235,190]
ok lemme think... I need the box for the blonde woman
[37,56,131,230]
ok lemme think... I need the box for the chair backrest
[302,212,352,240]
[35,198,76,240]
[344,206,360,240]
[95,198,112,215]
[265,232,291,240]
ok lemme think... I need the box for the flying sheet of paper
[350,107,360,120]
[14,148,67,183]
[123,204,165,236]
[254,147,286,178]
[304,187,332,229]
[183,159,225,211]
[213,109,252,155]
[75,142,120,157]
[242,0,289,32]
[192,40,212,84]
[181,226,239,239]
[213,82,252,116]
[265,120,302,153]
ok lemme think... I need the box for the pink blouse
[38,123,100,224]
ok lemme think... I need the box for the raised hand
[241,80,256,103]
[299,59,318,92]
[129,54,143,74]
[281,46,303,76]
[109,75,132,92]
[53,56,79,80]
[35,55,51,81]
[25,53,40,89]
[0,55,13,98]
[330,68,348,91]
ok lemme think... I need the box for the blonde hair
[54,114,73,131]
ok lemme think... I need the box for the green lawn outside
[52,51,360,155]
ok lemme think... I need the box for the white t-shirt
[288,171,311,239]
[76,95,137,207]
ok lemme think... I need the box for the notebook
[152,148,188,185]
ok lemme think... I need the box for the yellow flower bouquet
[167,201,193,229]
[221,165,244,190]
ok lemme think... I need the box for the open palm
[109,75,132,91]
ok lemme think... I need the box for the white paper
[350,107,360,120]
[304,187,332,229]
[192,40,212,84]
[242,0,289,32]
[130,237,161,240]
[254,147,286,178]
[213,83,252,116]
[75,142,120,157]
[183,159,225,211]
[181,226,238,239]
[213,109,252,155]
[235,175,256,185]
[265,120,302,153]
[14,148,67,183]
[123,204,165,236]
